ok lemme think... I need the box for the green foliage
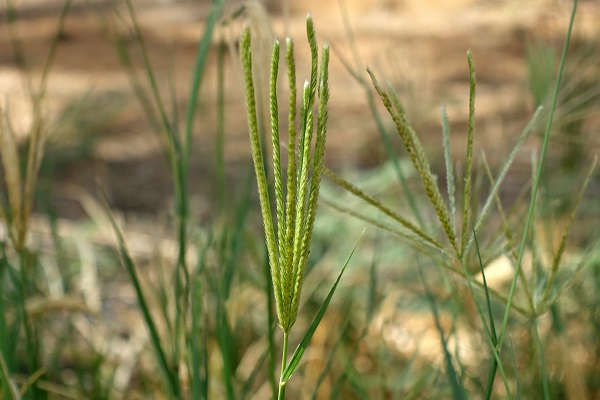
[1,0,598,399]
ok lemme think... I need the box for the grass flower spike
[242,14,334,399]
[241,15,329,334]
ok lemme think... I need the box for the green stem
[18,251,40,400]
[497,0,578,348]
[278,332,289,400]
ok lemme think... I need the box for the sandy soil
[0,0,598,217]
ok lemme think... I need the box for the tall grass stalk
[242,15,361,399]
[497,0,579,348]
[101,1,227,395]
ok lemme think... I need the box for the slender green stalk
[106,209,181,398]
[216,37,227,211]
[533,320,550,399]
[183,0,225,169]
[0,349,19,400]
[418,265,465,400]
[498,0,578,348]
[278,333,289,399]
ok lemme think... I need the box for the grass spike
[441,106,456,234]
[369,69,457,252]
[241,27,283,319]
[291,44,330,320]
[539,156,597,307]
[460,51,476,257]
[324,168,444,250]
[270,39,287,273]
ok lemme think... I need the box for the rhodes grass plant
[242,15,360,399]
[324,0,598,397]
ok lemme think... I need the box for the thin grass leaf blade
[418,267,466,400]
[510,337,522,400]
[473,227,499,399]
[281,230,364,382]
[498,0,579,348]
[105,207,181,398]
[0,350,19,400]
[184,0,225,166]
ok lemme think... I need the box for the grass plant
[0,0,598,398]
[241,15,362,399]
[323,0,598,397]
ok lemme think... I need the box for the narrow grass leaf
[105,208,180,398]
[0,350,19,400]
[281,230,364,382]
[498,0,578,348]
[216,302,235,400]
[190,276,207,399]
[418,266,466,400]
[473,227,499,399]
[455,232,514,398]
[123,0,177,152]
[0,104,22,242]
[510,337,522,400]
[471,106,543,242]
[183,0,225,168]
[533,320,550,399]
[216,38,227,209]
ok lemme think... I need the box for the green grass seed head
[242,16,330,333]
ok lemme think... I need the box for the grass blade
[418,265,466,400]
[105,208,180,398]
[0,350,19,400]
[498,0,579,348]
[281,230,363,383]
